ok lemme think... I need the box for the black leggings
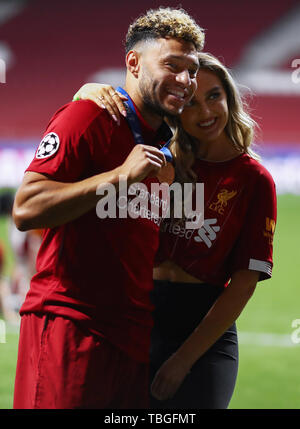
[149,280,239,409]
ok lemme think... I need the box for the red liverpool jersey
[156,153,277,286]
[21,99,170,362]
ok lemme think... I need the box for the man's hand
[119,144,166,184]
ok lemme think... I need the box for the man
[12,7,204,408]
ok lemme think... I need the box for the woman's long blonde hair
[169,52,260,184]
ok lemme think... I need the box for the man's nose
[175,70,191,86]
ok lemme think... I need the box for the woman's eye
[209,92,221,100]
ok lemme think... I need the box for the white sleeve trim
[249,258,272,276]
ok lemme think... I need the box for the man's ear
[126,50,140,78]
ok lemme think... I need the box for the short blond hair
[125,7,205,53]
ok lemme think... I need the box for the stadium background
[0,0,299,409]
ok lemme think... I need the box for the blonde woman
[74,52,277,409]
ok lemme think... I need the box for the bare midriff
[153,260,204,283]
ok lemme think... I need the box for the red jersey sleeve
[229,168,277,281]
[26,100,112,182]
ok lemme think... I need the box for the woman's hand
[150,353,191,401]
[73,83,128,124]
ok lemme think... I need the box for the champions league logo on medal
[36,133,60,159]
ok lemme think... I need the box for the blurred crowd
[0,191,42,324]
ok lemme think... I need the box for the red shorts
[13,313,149,409]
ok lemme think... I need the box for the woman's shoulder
[239,153,275,186]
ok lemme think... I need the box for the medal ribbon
[116,87,173,162]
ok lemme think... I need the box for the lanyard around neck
[116,86,173,163]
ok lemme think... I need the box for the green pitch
[0,194,299,409]
[230,194,300,409]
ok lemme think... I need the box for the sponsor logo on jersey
[36,132,60,159]
[194,218,220,248]
[264,217,276,244]
[162,217,220,248]
[209,189,237,215]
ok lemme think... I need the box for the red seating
[0,0,299,145]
